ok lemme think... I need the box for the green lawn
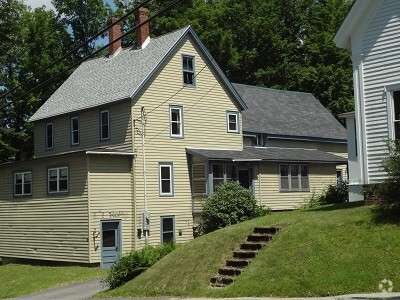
[0,264,106,299]
[99,202,400,298]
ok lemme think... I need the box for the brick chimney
[135,7,150,49]
[107,17,121,57]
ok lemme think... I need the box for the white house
[334,0,400,201]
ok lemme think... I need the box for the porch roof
[186,147,347,164]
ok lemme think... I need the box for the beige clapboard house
[0,9,347,267]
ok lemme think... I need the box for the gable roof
[334,0,383,50]
[234,83,347,141]
[30,26,246,122]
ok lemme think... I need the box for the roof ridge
[232,82,313,96]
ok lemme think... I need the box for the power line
[0,0,183,111]
[0,0,153,102]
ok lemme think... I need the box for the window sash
[227,112,239,132]
[170,107,183,137]
[71,117,79,145]
[182,56,195,85]
[161,217,175,244]
[48,167,68,193]
[14,172,32,196]
[280,164,309,192]
[100,110,110,140]
[159,164,173,196]
[45,123,53,149]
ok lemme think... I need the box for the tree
[0,2,73,161]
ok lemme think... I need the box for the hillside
[100,203,400,298]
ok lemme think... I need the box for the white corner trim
[108,47,122,59]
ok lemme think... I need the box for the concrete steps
[210,224,283,288]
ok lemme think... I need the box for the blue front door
[101,221,121,268]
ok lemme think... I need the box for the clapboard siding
[254,162,337,210]
[34,101,132,158]
[87,155,133,263]
[0,153,90,263]
[361,0,400,182]
[132,36,243,248]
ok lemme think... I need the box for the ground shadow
[306,201,365,212]
[370,206,400,226]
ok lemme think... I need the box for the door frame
[100,219,122,268]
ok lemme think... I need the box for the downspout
[258,161,262,206]
[131,104,137,250]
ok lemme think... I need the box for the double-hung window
[45,122,53,150]
[169,105,183,138]
[100,110,110,140]
[160,216,175,244]
[159,163,173,196]
[212,164,237,192]
[48,166,68,193]
[14,171,32,196]
[70,117,79,145]
[182,55,195,86]
[280,164,309,192]
[393,91,400,140]
[227,111,239,133]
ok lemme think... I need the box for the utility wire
[0,0,183,111]
[0,0,152,101]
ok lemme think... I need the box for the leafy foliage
[105,243,177,289]
[198,181,269,234]
[319,182,348,204]
[364,141,400,215]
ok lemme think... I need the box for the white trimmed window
[227,111,239,133]
[182,55,195,86]
[279,164,309,192]
[48,166,68,193]
[100,110,110,140]
[212,164,237,192]
[14,171,32,196]
[71,117,79,145]
[45,122,53,150]
[159,163,173,196]
[393,91,400,140]
[169,105,183,138]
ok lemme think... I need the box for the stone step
[247,233,272,243]
[253,226,280,235]
[233,250,258,259]
[219,267,243,276]
[210,275,235,286]
[226,259,251,268]
[240,242,265,251]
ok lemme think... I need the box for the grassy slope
[101,203,400,298]
[0,264,106,298]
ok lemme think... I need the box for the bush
[319,182,348,204]
[198,181,269,234]
[365,140,400,214]
[105,243,177,289]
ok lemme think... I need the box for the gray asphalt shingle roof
[30,26,246,122]
[186,147,346,164]
[233,83,347,141]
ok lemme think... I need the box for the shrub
[105,243,177,289]
[198,181,269,234]
[319,182,348,204]
[365,141,400,215]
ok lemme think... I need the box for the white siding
[361,0,400,182]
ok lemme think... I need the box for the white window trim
[45,122,53,150]
[386,86,400,141]
[48,166,69,194]
[182,55,195,86]
[226,111,239,133]
[169,105,184,138]
[159,163,173,196]
[100,110,110,140]
[279,163,309,192]
[14,171,32,196]
[70,116,79,145]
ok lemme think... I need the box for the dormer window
[170,105,183,138]
[182,55,195,86]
